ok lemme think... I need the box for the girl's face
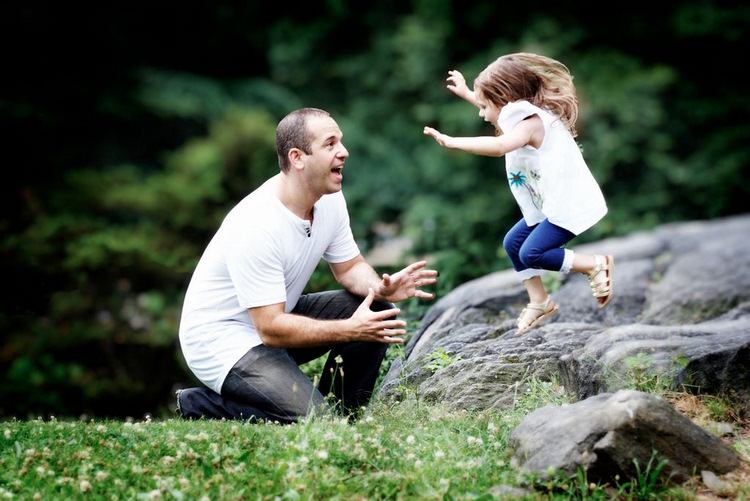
[476,93,501,128]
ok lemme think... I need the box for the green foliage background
[1,1,748,419]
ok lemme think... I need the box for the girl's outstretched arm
[423,116,543,157]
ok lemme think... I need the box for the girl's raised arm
[446,70,477,106]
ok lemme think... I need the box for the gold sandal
[516,297,559,336]
[587,255,614,308]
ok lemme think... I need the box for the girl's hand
[423,126,453,148]
[446,70,471,100]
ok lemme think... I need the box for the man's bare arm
[248,289,406,348]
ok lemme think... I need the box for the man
[176,107,438,422]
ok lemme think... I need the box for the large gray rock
[508,390,740,484]
[378,214,750,414]
[377,214,750,487]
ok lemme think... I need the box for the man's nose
[338,144,349,158]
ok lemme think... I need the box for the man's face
[301,115,349,195]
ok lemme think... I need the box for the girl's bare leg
[516,275,559,335]
[523,275,550,304]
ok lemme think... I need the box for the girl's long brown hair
[474,53,579,137]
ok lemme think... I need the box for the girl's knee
[502,234,519,258]
[518,247,543,269]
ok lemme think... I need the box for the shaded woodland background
[1,1,748,419]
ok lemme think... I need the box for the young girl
[424,52,612,335]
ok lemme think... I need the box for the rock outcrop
[378,214,750,413]
[376,214,750,484]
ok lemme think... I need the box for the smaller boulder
[508,389,740,484]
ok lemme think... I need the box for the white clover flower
[79,480,92,492]
[3,429,10,439]
[466,436,483,446]
[185,433,209,442]
[406,435,415,444]
[434,450,445,459]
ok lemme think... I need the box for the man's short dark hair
[275,108,330,172]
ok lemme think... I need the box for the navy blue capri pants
[503,218,576,278]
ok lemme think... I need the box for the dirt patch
[669,393,750,499]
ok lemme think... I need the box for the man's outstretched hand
[377,260,438,303]
[350,288,407,343]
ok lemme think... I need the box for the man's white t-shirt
[178,175,360,393]
[498,100,607,235]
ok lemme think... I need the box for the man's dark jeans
[177,290,392,423]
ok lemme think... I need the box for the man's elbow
[257,329,285,349]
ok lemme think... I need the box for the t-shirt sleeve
[497,100,540,135]
[323,192,361,263]
[225,227,287,309]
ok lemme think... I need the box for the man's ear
[288,148,305,170]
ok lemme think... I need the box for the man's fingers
[381,318,406,329]
[405,261,438,280]
[415,276,438,286]
[405,260,427,272]
[381,336,405,344]
[360,288,375,308]
[373,308,403,323]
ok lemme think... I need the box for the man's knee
[176,387,270,421]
